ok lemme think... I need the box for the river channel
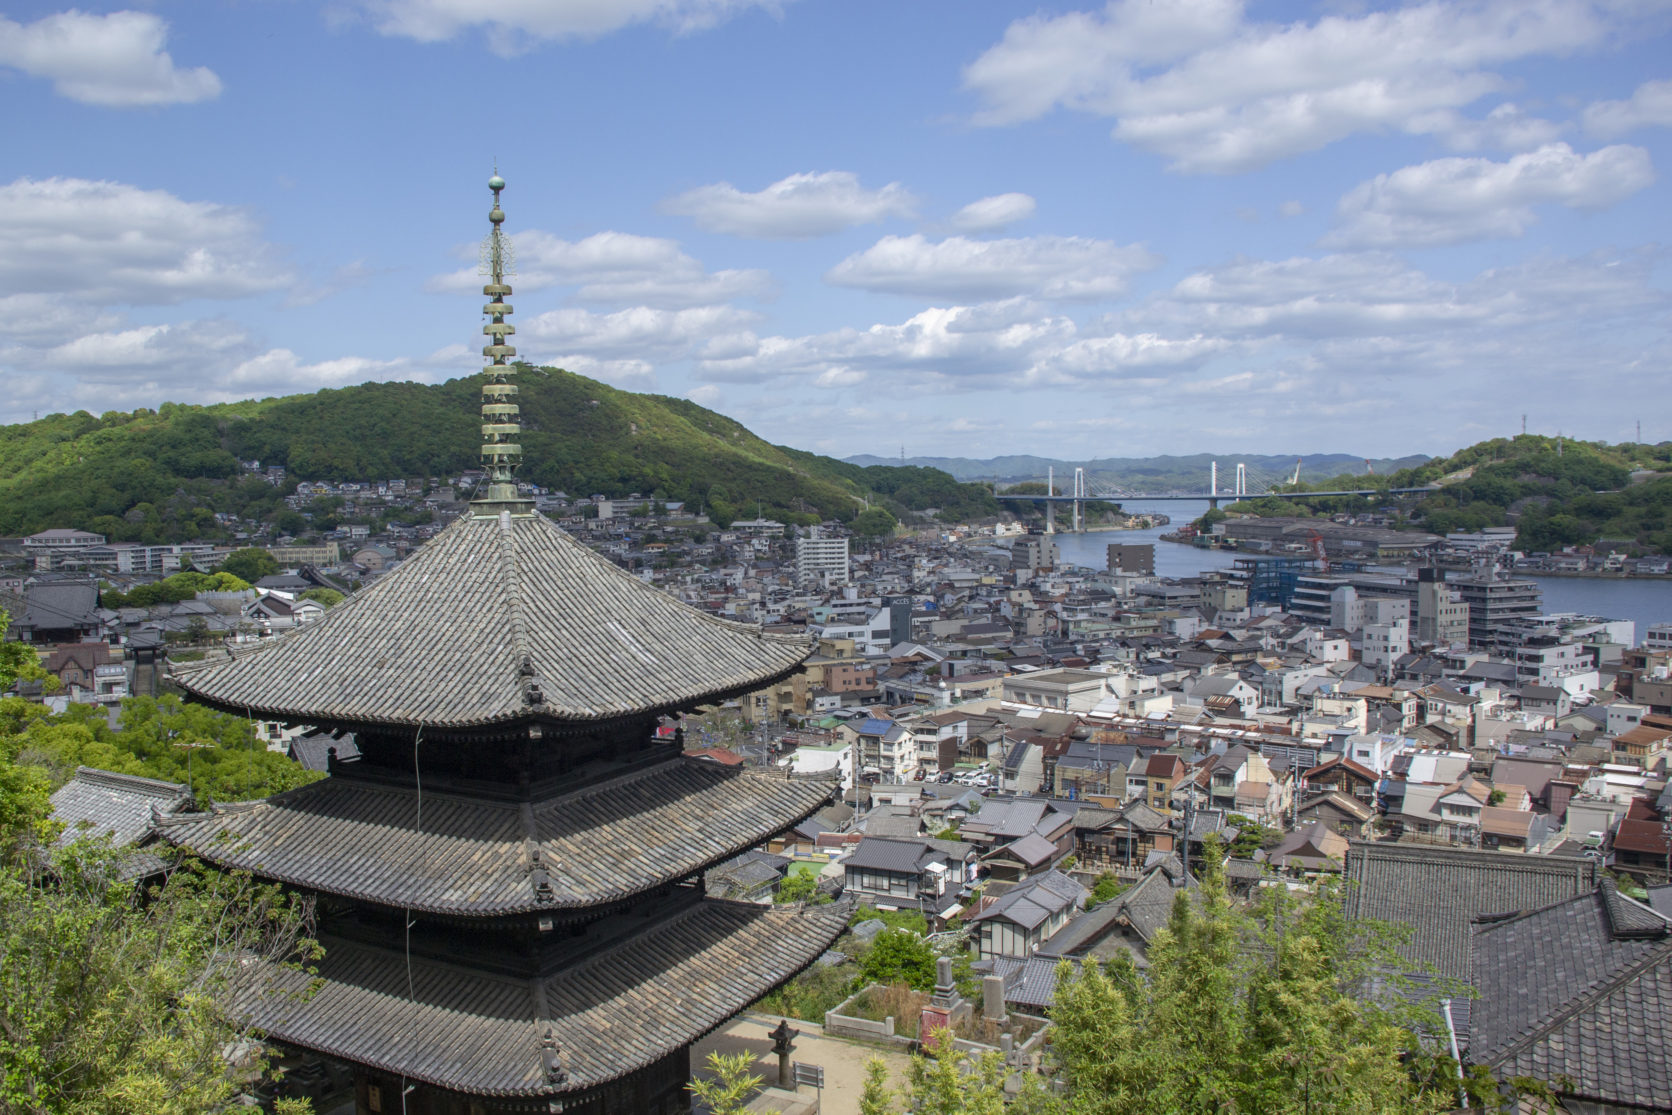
[1046,500,1672,637]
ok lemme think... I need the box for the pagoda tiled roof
[159,757,834,916]
[241,898,849,1101]
[170,511,813,730]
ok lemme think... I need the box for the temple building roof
[160,758,834,915]
[170,510,812,731]
[241,898,848,1101]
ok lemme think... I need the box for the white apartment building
[1361,615,1410,674]
[796,535,850,587]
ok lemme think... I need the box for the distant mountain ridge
[844,452,1433,489]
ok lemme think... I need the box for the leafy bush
[859,929,936,991]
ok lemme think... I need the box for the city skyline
[2,0,1669,460]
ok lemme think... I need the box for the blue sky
[2,0,1669,461]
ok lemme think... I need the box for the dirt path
[693,1013,914,1114]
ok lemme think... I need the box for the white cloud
[711,248,1669,458]
[1129,249,1666,355]
[1417,102,1566,152]
[37,320,250,370]
[1325,142,1655,248]
[826,234,1159,301]
[536,353,656,389]
[0,10,220,107]
[518,304,756,363]
[0,177,292,306]
[1583,78,1672,138]
[214,349,415,400]
[0,325,420,420]
[699,297,1222,388]
[661,171,916,239]
[963,0,1629,173]
[1138,252,1502,336]
[1279,200,1305,218]
[686,383,723,407]
[355,0,790,50]
[963,0,1243,125]
[949,193,1036,233]
[429,229,772,308]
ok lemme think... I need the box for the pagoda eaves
[172,510,812,732]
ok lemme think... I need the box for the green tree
[852,507,898,538]
[299,588,345,608]
[0,847,319,1115]
[907,1030,1011,1115]
[687,1051,763,1115]
[1036,844,1461,1115]
[1195,506,1229,532]
[0,609,48,695]
[859,928,936,991]
[218,548,279,583]
[774,870,819,904]
[1088,872,1127,907]
[860,1058,896,1115]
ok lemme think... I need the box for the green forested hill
[1233,435,1672,553]
[0,367,997,542]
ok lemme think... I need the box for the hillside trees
[0,368,995,540]
[218,548,279,583]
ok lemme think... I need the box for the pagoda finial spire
[473,170,533,516]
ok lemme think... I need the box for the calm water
[1048,500,1672,638]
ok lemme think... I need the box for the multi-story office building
[1449,573,1542,649]
[1106,543,1155,575]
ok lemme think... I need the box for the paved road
[693,1013,914,1115]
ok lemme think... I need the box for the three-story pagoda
[162,175,846,1115]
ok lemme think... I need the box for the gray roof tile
[1343,842,1596,981]
[1469,881,1672,1109]
[172,511,812,730]
[50,766,192,849]
[161,758,832,915]
[243,898,848,1099]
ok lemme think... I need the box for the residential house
[842,836,974,913]
[1296,791,1376,840]
[970,870,1086,959]
[1140,752,1188,813]
[1343,842,1597,982]
[1072,800,1176,875]
[1190,675,1259,720]
[1001,667,1110,712]
[1478,806,1551,852]
[1051,739,1139,804]
[1465,880,1672,1112]
[1263,822,1349,874]
[1302,754,1380,805]
[43,641,112,691]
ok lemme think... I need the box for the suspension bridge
[993,462,1439,532]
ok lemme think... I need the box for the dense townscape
[6,472,1672,1112]
[4,1,1671,1106]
